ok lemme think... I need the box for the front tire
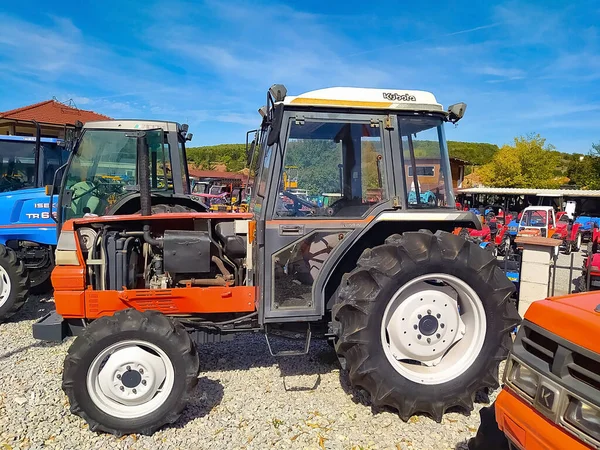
[332,231,519,422]
[63,309,199,436]
[0,244,29,320]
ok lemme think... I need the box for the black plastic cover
[164,230,211,273]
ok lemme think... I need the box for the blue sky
[0,0,599,153]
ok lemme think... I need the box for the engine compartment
[75,215,250,292]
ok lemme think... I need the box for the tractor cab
[0,135,68,192]
[55,120,203,228]
[517,206,556,238]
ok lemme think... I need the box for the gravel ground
[0,248,583,450]
[0,294,505,450]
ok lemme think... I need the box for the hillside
[186,141,500,172]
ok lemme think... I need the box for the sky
[0,0,599,153]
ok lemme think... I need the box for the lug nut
[413,324,418,330]
[126,366,131,371]
[417,334,422,340]
[141,380,147,386]
[427,338,431,344]
[132,389,137,394]
[139,368,144,375]
[436,313,441,319]
[116,374,121,380]
[436,333,441,339]
[427,309,431,315]
[418,314,422,319]
[120,386,124,391]
[440,324,445,328]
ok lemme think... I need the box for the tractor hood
[0,187,47,201]
[469,227,490,238]
[525,292,600,354]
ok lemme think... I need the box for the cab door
[258,111,396,322]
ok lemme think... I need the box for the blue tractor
[0,133,69,319]
[574,215,600,243]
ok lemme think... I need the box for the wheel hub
[418,314,438,336]
[95,346,167,407]
[385,284,467,367]
[121,369,143,388]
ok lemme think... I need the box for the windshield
[520,210,548,227]
[0,139,67,192]
[62,129,167,221]
[398,116,454,208]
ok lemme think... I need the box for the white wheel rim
[0,265,12,307]
[577,234,582,250]
[86,340,175,419]
[380,273,487,385]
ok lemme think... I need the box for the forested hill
[186,141,500,172]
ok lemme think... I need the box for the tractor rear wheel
[63,309,199,436]
[0,244,29,320]
[332,230,519,422]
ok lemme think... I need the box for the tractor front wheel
[332,231,519,422]
[62,309,199,436]
[0,244,29,320]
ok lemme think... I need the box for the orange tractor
[470,291,600,450]
[34,85,519,435]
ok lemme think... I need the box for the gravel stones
[2,281,554,449]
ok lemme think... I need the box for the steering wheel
[282,191,319,216]
[71,180,101,201]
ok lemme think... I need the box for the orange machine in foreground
[496,292,600,449]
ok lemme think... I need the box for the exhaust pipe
[135,133,163,248]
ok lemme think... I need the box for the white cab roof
[523,206,555,212]
[83,120,180,132]
[283,87,444,113]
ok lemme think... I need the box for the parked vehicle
[34,85,519,436]
[574,215,600,243]
[0,133,69,319]
[517,206,582,254]
[495,292,600,449]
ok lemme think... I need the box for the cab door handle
[279,224,304,236]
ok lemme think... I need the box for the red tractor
[579,228,600,291]
[454,208,513,257]
[33,85,519,436]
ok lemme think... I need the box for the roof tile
[0,100,111,125]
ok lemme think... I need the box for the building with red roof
[0,99,111,138]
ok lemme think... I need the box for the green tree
[479,134,562,188]
[566,142,600,189]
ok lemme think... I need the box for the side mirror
[185,133,193,142]
[448,102,467,123]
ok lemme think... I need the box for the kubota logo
[383,92,417,101]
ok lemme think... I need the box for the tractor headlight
[509,360,539,398]
[564,397,600,442]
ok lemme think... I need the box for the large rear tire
[0,244,29,320]
[63,309,199,436]
[332,231,519,422]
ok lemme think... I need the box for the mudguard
[0,188,57,246]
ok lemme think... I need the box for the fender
[570,222,581,241]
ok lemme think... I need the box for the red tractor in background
[579,227,600,291]
[455,207,513,257]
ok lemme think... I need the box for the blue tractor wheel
[0,244,30,320]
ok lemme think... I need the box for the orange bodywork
[496,389,590,450]
[524,292,600,354]
[53,212,257,319]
